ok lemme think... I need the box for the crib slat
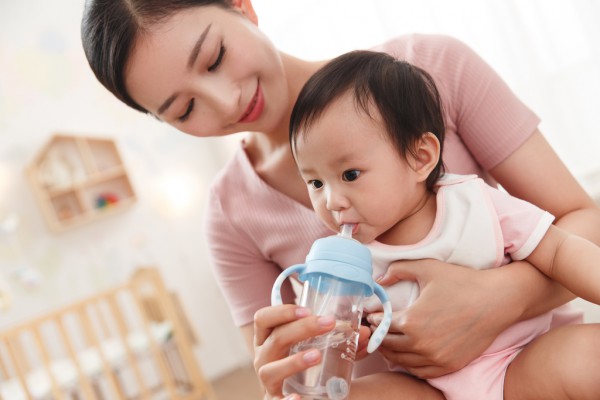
[32,326,64,400]
[4,336,33,400]
[55,316,98,400]
[134,268,218,400]
[130,283,180,398]
[106,292,152,399]
[78,304,124,399]
[95,300,112,340]
[0,341,8,380]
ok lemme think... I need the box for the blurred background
[0,0,599,386]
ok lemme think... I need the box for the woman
[81,1,600,398]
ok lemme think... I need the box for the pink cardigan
[204,34,541,327]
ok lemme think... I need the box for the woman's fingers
[253,305,336,398]
[260,314,335,357]
[372,258,502,377]
[257,348,322,396]
[254,305,311,346]
[377,259,434,286]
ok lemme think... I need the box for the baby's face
[294,93,425,244]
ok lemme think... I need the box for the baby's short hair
[290,50,445,189]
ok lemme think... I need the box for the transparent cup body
[283,275,365,400]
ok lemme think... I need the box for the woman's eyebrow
[157,23,213,116]
[187,23,212,69]
[157,94,177,116]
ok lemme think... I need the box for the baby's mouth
[339,223,357,237]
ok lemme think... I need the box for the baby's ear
[410,132,441,182]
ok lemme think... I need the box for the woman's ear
[231,0,258,25]
[410,132,441,183]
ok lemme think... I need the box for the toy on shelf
[95,192,120,209]
[27,133,137,232]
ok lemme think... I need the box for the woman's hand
[253,304,371,398]
[253,304,333,398]
[367,258,533,379]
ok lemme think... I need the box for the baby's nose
[326,190,350,211]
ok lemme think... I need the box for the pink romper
[366,174,555,400]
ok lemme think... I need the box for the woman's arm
[489,129,600,316]
[492,130,600,246]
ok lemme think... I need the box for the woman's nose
[199,77,241,119]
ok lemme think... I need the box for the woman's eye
[342,170,360,182]
[308,180,323,190]
[178,98,195,122]
[208,43,226,72]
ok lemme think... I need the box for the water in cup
[283,321,358,399]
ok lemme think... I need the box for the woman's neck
[261,53,328,146]
[243,53,328,208]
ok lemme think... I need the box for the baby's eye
[342,170,360,182]
[308,180,323,190]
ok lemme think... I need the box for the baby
[288,50,600,400]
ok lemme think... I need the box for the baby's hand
[355,323,372,361]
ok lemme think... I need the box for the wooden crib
[0,267,216,400]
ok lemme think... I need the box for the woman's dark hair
[289,50,446,190]
[81,0,231,113]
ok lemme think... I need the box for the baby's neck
[377,191,437,246]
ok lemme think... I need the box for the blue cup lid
[298,235,376,296]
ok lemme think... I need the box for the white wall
[0,1,249,381]
[0,0,599,383]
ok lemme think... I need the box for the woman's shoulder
[208,144,248,185]
[205,143,308,218]
[370,34,474,63]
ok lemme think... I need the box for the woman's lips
[238,82,264,123]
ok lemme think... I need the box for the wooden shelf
[27,133,137,233]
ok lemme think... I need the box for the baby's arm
[526,225,600,304]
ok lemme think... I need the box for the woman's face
[125,5,288,137]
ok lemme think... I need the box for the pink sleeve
[486,185,555,261]
[377,35,541,172]
[203,187,295,327]
[440,35,540,169]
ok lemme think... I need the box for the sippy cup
[271,225,393,399]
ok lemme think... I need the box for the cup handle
[271,264,306,306]
[367,283,393,353]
